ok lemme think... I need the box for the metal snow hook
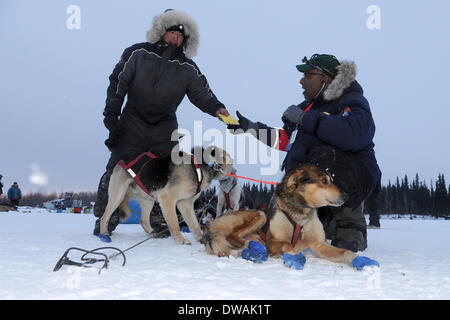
[53,246,126,274]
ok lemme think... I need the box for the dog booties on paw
[98,234,112,243]
[283,252,306,270]
[352,256,379,271]
[241,241,268,263]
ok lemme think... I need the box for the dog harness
[258,209,302,247]
[224,193,232,210]
[221,179,237,210]
[118,151,203,199]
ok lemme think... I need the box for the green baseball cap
[296,54,340,77]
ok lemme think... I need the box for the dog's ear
[202,146,215,164]
[222,150,233,166]
[286,168,307,192]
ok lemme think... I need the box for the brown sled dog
[202,163,360,266]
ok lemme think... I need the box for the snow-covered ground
[1,208,449,300]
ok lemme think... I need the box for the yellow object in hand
[219,114,240,125]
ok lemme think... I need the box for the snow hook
[53,246,126,274]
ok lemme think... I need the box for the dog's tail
[118,195,132,221]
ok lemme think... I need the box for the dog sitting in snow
[201,163,379,270]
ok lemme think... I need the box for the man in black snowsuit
[93,9,229,235]
[230,54,381,252]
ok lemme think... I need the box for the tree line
[21,191,97,208]
[378,173,450,217]
[18,173,450,216]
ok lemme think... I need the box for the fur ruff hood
[323,61,357,101]
[146,9,200,58]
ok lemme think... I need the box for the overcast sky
[1,0,449,194]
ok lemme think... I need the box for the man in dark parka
[230,54,381,252]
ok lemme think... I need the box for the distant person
[73,195,83,214]
[8,182,22,207]
[0,174,3,196]
[229,54,381,252]
[93,9,229,236]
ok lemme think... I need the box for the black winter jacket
[104,41,225,155]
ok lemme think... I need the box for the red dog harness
[118,152,203,199]
[258,209,302,247]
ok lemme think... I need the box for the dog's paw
[241,241,268,263]
[175,237,192,245]
[352,256,380,271]
[283,252,306,270]
[98,234,112,243]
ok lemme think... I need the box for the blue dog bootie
[283,252,306,270]
[352,256,380,271]
[241,241,268,263]
[181,226,191,233]
[98,234,112,243]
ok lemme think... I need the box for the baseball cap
[296,54,340,77]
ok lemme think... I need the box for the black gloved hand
[227,111,257,132]
[103,116,124,151]
[103,115,120,132]
[282,105,305,125]
[104,130,123,151]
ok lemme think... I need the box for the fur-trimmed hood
[323,61,357,101]
[146,9,200,58]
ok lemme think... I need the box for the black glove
[103,116,124,151]
[227,111,257,132]
[104,131,123,151]
[282,105,305,125]
[103,115,120,132]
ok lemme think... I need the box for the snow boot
[92,210,120,236]
[92,170,121,236]
[331,202,368,252]
[332,226,367,252]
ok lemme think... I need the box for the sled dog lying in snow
[216,174,241,217]
[99,146,236,245]
[202,163,379,269]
